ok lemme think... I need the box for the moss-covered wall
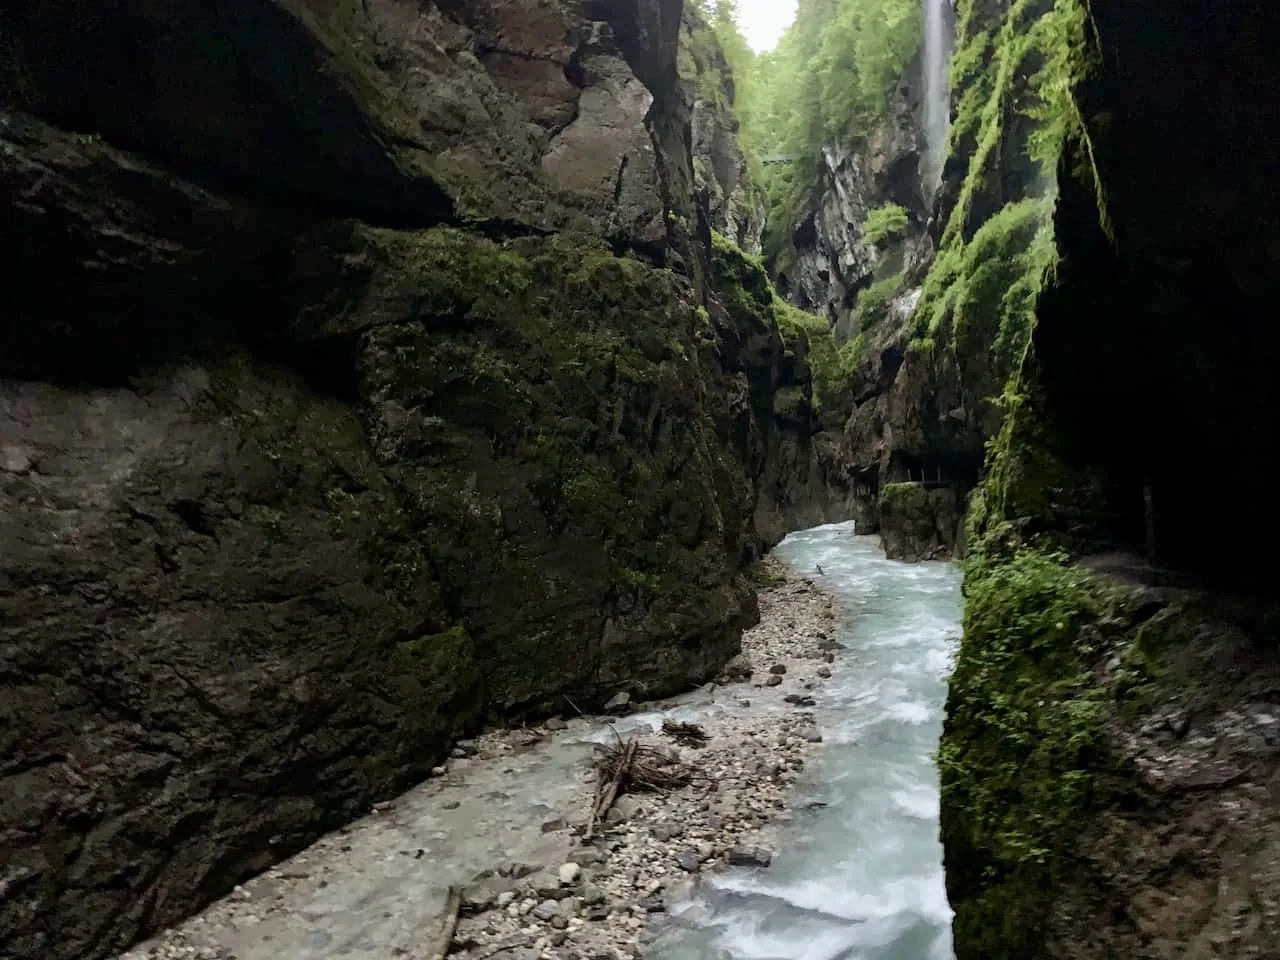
[706,230,860,542]
[932,0,1280,955]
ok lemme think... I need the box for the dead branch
[583,736,698,842]
[662,719,709,747]
[433,885,463,960]
[586,738,636,840]
[470,936,534,960]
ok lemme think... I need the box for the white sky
[737,0,798,52]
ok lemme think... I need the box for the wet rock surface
[0,0,677,243]
[115,562,839,960]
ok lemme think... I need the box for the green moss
[836,333,867,373]
[940,546,1109,960]
[861,203,910,246]
[390,624,482,718]
[771,385,808,419]
[850,273,905,332]
[242,504,287,543]
[924,2,1140,956]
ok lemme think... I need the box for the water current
[653,523,963,960]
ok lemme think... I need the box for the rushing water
[653,522,963,960]
[921,0,955,194]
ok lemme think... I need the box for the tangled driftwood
[661,719,709,747]
[584,737,692,839]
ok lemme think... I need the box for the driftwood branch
[432,885,463,960]
[586,738,636,840]
[662,719,709,747]
[584,737,696,840]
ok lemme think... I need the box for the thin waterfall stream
[921,0,955,193]
[651,524,962,960]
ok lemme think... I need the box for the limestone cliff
[679,7,767,254]
[776,65,930,338]
[0,3,843,958]
[930,0,1280,955]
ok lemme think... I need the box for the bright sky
[737,0,798,52]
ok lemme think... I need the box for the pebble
[532,900,561,922]
[558,863,581,885]
[769,664,787,675]
[651,822,683,841]
[604,691,632,713]
[727,846,774,868]
[765,675,783,687]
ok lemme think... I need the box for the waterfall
[921,0,955,195]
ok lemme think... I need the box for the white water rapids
[651,523,962,960]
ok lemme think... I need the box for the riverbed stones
[533,900,562,922]
[559,863,582,885]
[119,558,838,960]
[651,822,683,841]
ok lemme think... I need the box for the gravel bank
[118,560,841,960]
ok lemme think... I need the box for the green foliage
[850,273,905,332]
[861,203,910,245]
[940,546,1107,959]
[838,333,867,372]
[735,0,921,268]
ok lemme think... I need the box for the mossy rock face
[705,231,857,543]
[286,222,757,713]
[942,531,1280,960]
[1,216,765,960]
[877,482,963,561]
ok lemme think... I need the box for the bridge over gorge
[760,154,795,166]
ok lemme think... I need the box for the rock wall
[932,0,1280,955]
[680,7,766,253]
[760,36,985,557]
[776,60,929,336]
[0,3,845,958]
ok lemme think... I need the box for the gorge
[2,0,1278,959]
